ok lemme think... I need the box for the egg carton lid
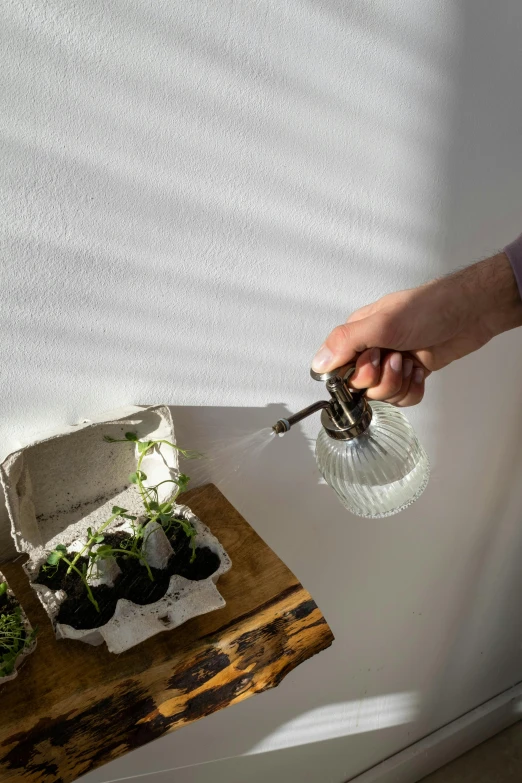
[0,405,179,564]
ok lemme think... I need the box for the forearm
[505,233,522,296]
[427,248,522,349]
[471,251,522,338]
[312,231,522,405]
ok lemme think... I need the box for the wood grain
[0,484,334,783]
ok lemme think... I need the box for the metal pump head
[272,362,372,440]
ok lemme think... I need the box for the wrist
[472,252,522,338]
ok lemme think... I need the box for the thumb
[311,313,395,372]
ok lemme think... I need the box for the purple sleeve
[504,233,522,298]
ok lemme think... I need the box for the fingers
[311,309,427,405]
[352,352,428,407]
[350,348,382,389]
[394,366,426,407]
[364,352,404,401]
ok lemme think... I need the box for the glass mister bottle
[273,363,429,518]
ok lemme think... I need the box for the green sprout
[44,505,155,613]
[0,583,38,678]
[104,432,199,562]
[42,431,201,614]
[44,541,100,611]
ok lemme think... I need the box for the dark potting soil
[104,530,221,603]
[0,592,20,616]
[33,522,221,631]
[101,531,171,605]
[36,555,85,592]
[164,520,221,580]
[56,585,118,630]
[169,545,221,581]
[115,560,172,605]
[35,556,118,630]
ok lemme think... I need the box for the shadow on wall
[0,0,447,451]
[2,0,522,781]
[418,0,522,732]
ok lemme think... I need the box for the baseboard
[348,682,522,783]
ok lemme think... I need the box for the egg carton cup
[0,406,231,654]
[0,572,37,684]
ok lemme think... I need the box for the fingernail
[413,367,424,384]
[390,352,402,373]
[312,344,334,371]
[403,357,413,378]
[370,348,381,367]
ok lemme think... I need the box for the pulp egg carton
[0,572,37,684]
[0,406,231,654]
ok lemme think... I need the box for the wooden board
[0,484,334,783]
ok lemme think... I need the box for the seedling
[85,515,154,583]
[42,432,201,615]
[45,542,100,611]
[0,583,38,678]
[104,432,200,562]
[44,505,155,612]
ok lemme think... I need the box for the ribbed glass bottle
[315,401,429,518]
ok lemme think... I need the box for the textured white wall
[2,1,522,782]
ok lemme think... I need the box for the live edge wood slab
[0,483,334,783]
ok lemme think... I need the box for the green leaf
[129,470,146,484]
[121,513,137,521]
[179,519,196,539]
[0,583,7,597]
[46,551,63,566]
[95,545,113,558]
[56,544,67,553]
[112,505,128,515]
[177,473,190,491]
[137,440,153,454]
[160,503,172,514]
[148,501,159,512]
[125,432,138,441]
[87,527,93,539]
[94,535,104,543]
[0,660,14,676]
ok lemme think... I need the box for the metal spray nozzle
[272,362,372,441]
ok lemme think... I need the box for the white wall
[2,1,522,781]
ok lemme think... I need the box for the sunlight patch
[246,692,419,754]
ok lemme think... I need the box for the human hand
[311,252,522,406]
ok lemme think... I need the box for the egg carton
[0,406,231,654]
